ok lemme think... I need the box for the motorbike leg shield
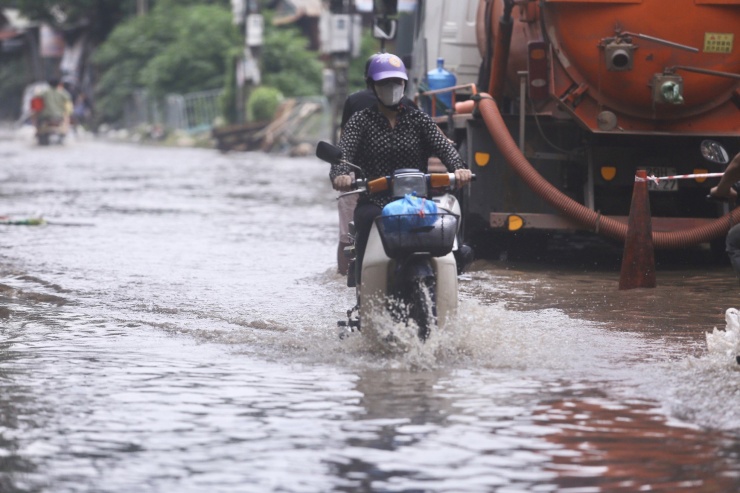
[454,243,475,274]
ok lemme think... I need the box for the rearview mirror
[700,139,730,165]
[316,141,342,164]
[372,18,397,41]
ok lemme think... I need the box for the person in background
[72,92,92,132]
[710,150,740,280]
[331,53,472,283]
[335,53,417,275]
[39,78,72,129]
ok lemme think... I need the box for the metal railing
[123,88,222,134]
[122,89,163,130]
[417,82,479,117]
[120,90,333,151]
[166,89,222,133]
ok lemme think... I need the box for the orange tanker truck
[399,0,740,252]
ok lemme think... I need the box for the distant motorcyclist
[330,53,472,281]
[35,78,72,138]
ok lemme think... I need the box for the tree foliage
[92,1,239,123]
[138,5,238,97]
[348,31,381,93]
[0,56,27,120]
[260,22,322,98]
[0,0,232,42]
[0,0,131,42]
[247,85,282,122]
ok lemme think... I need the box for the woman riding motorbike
[329,53,472,282]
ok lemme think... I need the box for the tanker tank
[483,0,740,134]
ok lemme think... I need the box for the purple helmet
[367,54,408,82]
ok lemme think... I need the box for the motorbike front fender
[399,256,435,282]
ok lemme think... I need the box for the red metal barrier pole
[619,169,656,290]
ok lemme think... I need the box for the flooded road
[1,134,738,492]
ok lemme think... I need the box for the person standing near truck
[710,150,740,281]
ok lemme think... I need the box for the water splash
[623,307,740,432]
[324,292,639,377]
[705,308,740,367]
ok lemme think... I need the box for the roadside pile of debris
[212,97,331,156]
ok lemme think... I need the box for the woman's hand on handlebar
[333,175,353,192]
[455,169,473,189]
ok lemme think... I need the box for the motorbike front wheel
[408,276,437,341]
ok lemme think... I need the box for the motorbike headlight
[392,172,427,197]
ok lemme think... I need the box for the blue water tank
[426,58,456,116]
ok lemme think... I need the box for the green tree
[247,85,282,122]
[0,57,28,120]
[348,31,380,93]
[92,1,239,123]
[138,5,238,97]
[260,22,322,98]
[0,0,132,42]
[0,0,233,42]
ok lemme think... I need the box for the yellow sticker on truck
[704,33,734,53]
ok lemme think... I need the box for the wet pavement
[0,133,738,492]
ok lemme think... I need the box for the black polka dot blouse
[330,104,466,207]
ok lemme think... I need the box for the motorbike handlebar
[367,172,475,195]
[337,171,475,200]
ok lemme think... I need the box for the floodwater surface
[0,134,738,493]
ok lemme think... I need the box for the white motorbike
[317,141,473,341]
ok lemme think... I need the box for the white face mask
[375,82,405,107]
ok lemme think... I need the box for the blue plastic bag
[381,194,438,232]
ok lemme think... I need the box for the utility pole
[326,0,355,144]
[243,0,263,122]
[232,0,263,123]
[322,1,389,142]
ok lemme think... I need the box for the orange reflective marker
[508,215,524,231]
[601,166,617,181]
[475,152,490,167]
[693,169,708,183]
